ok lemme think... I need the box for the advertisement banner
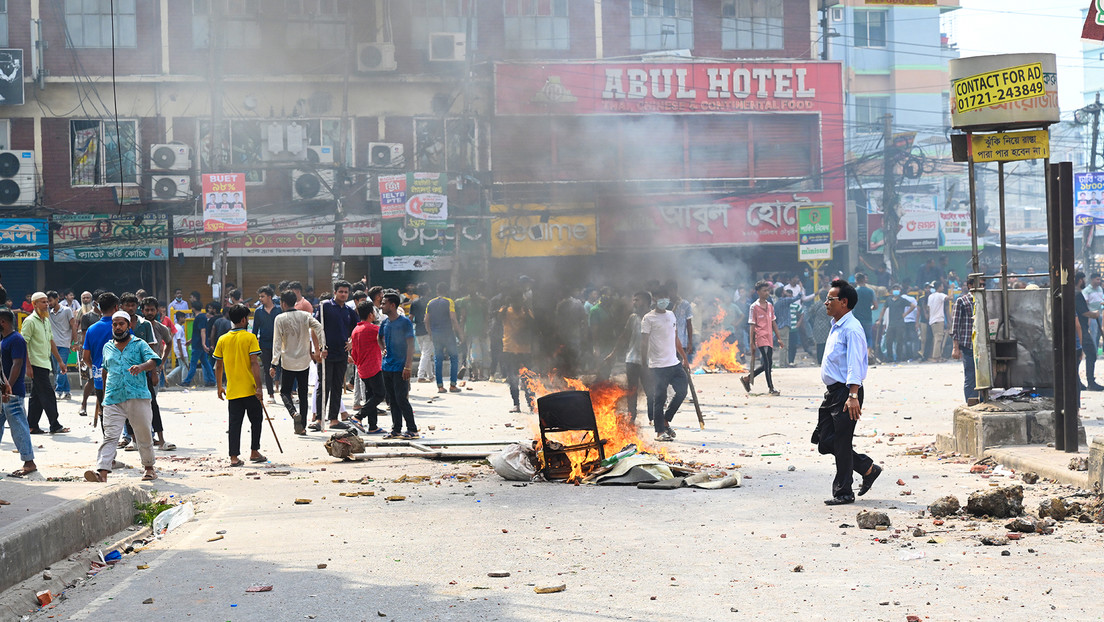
[1074,171,1104,225]
[495,61,842,116]
[897,211,939,251]
[598,194,845,250]
[405,172,448,230]
[0,219,49,261]
[202,173,248,232]
[378,174,408,219]
[53,214,169,262]
[797,205,832,262]
[0,50,25,107]
[969,130,1049,163]
[491,204,596,258]
[381,220,484,272]
[867,212,885,253]
[938,211,973,251]
[1084,0,1104,42]
[173,215,381,257]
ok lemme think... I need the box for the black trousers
[259,348,275,396]
[751,346,775,391]
[315,360,347,421]
[813,383,873,498]
[624,362,652,421]
[357,371,386,429]
[382,370,416,434]
[227,395,263,457]
[280,368,310,430]
[28,366,62,432]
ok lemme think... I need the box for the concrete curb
[983,447,1090,489]
[0,484,150,595]
[0,524,152,620]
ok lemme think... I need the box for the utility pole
[1086,93,1101,273]
[330,16,354,284]
[881,113,900,278]
[819,1,831,61]
[208,1,228,307]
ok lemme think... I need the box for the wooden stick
[260,401,284,454]
[682,357,705,429]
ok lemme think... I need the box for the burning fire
[691,331,747,373]
[520,369,670,482]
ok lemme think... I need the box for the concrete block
[0,484,150,594]
[950,406,1087,457]
[1089,436,1104,492]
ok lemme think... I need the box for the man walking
[741,281,785,396]
[852,274,877,361]
[76,291,100,416]
[22,292,69,434]
[350,300,386,434]
[378,293,418,439]
[214,304,267,466]
[85,311,161,483]
[951,276,979,403]
[47,291,77,400]
[315,280,358,428]
[925,282,949,362]
[182,303,215,387]
[878,285,914,363]
[815,279,880,505]
[410,283,434,383]
[1,309,36,478]
[252,286,281,401]
[604,291,653,423]
[425,283,464,394]
[641,286,688,442]
[271,290,323,435]
[140,297,174,450]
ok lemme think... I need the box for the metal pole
[967,147,981,278]
[1058,162,1080,452]
[1046,159,1064,450]
[998,161,1010,339]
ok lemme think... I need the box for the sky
[954,0,1091,112]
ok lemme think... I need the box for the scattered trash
[489,443,540,481]
[246,585,273,593]
[142,598,154,605]
[136,564,149,570]
[898,551,926,561]
[294,499,312,505]
[534,584,566,594]
[966,486,1023,518]
[325,430,365,460]
[152,502,194,535]
[36,590,52,606]
[856,510,891,530]
[1069,457,1089,472]
[103,550,122,563]
[488,572,511,578]
[385,496,406,502]
[1021,472,1039,484]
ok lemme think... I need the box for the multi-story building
[0,0,847,301]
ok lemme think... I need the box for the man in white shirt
[271,290,323,435]
[924,282,949,362]
[640,286,688,442]
[1083,272,1104,360]
[168,289,192,319]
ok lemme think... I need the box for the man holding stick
[214,304,267,466]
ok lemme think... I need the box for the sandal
[159,443,177,451]
[78,409,88,417]
[229,460,246,467]
[8,468,36,478]
[141,471,157,481]
[84,470,104,483]
[50,427,71,434]
[118,438,131,448]
[249,454,268,463]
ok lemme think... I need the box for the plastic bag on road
[489,443,539,481]
[152,501,194,535]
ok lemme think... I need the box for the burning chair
[537,390,607,481]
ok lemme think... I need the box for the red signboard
[495,61,843,117]
[1085,1,1104,42]
[597,192,847,249]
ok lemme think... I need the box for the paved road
[8,361,1104,621]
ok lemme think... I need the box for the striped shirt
[951,292,975,348]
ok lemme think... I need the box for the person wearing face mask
[641,286,689,441]
[168,288,191,319]
[924,282,949,362]
[604,291,654,424]
[877,285,914,363]
[84,310,161,483]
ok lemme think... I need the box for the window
[70,119,138,186]
[0,0,8,48]
[198,118,352,182]
[504,0,569,50]
[414,117,476,172]
[64,0,137,48]
[410,0,476,50]
[854,10,887,48]
[285,0,349,50]
[630,0,693,50]
[193,0,262,49]
[722,0,783,50]
[854,96,889,133]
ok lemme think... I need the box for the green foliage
[133,496,174,527]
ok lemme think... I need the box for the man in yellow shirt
[213,304,266,467]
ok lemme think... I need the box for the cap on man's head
[30,292,47,303]
[111,310,131,323]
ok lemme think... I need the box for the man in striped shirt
[951,276,978,403]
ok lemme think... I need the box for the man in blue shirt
[85,311,161,483]
[182,303,216,387]
[82,292,120,423]
[814,279,881,506]
[314,280,358,426]
[252,285,281,401]
[378,293,418,439]
[425,282,464,394]
[0,309,36,478]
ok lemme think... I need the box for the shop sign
[0,219,48,261]
[53,214,168,262]
[797,205,832,261]
[173,214,380,257]
[897,211,939,251]
[490,204,596,258]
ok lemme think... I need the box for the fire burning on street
[691,331,747,373]
[520,369,670,482]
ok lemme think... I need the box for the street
[7,361,1104,622]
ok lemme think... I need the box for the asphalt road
[12,359,1104,622]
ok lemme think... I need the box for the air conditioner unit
[356,42,397,72]
[293,169,335,201]
[149,143,192,171]
[306,145,334,165]
[0,150,36,207]
[831,7,843,22]
[151,175,191,201]
[428,32,466,62]
[367,142,405,168]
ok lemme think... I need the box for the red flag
[1083,1,1104,41]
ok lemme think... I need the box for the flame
[691,330,747,373]
[521,369,670,483]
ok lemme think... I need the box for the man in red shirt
[350,301,386,434]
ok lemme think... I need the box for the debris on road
[246,584,273,592]
[534,584,566,593]
[929,495,961,517]
[294,499,312,505]
[207,535,224,542]
[488,572,511,578]
[966,486,1023,518]
[856,510,891,530]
